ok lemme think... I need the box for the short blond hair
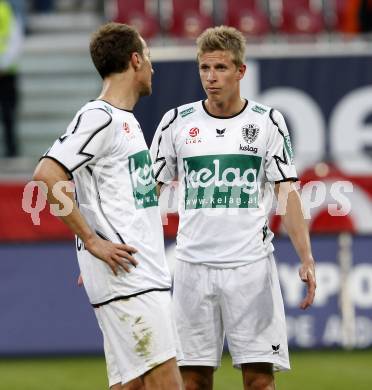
[196,25,246,67]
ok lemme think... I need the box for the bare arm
[275,181,316,309]
[33,158,138,275]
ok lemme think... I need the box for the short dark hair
[90,22,143,79]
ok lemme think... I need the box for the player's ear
[237,64,246,80]
[131,52,142,71]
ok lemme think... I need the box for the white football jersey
[44,100,171,305]
[151,99,297,268]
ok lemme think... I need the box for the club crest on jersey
[216,128,226,137]
[242,123,259,144]
[186,127,202,144]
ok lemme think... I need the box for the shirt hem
[91,287,171,308]
[176,250,274,268]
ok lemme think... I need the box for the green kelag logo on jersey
[252,105,267,114]
[284,134,294,163]
[183,154,262,209]
[180,107,195,117]
[129,150,158,209]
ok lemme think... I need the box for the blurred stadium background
[0,0,372,389]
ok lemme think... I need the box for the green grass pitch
[1,350,371,389]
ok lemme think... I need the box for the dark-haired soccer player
[33,23,182,390]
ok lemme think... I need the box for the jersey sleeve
[43,108,113,178]
[150,108,178,184]
[265,109,298,183]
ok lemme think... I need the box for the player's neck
[205,96,246,118]
[98,73,139,111]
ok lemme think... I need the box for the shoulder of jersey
[73,100,113,120]
[248,100,272,117]
[82,100,115,116]
[160,101,200,130]
[177,101,200,119]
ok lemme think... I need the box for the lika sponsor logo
[186,127,202,144]
[189,127,199,137]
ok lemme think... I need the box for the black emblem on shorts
[216,128,226,137]
[272,344,280,354]
[242,123,259,144]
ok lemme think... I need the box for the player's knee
[144,373,183,389]
[184,379,211,390]
[143,358,183,389]
[242,363,274,390]
[181,367,213,390]
[245,375,274,390]
[121,377,145,390]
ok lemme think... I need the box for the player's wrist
[300,256,315,266]
[82,232,98,249]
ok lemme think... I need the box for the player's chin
[206,91,222,102]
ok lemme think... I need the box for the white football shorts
[173,254,290,371]
[94,290,180,386]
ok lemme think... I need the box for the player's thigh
[220,256,289,371]
[95,290,178,386]
[181,365,214,390]
[143,357,183,389]
[241,363,274,390]
[101,329,122,388]
[173,260,224,367]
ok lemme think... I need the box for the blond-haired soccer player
[151,26,316,390]
[33,23,183,390]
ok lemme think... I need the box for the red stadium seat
[169,0,213,38]
[282,0,310,9]
[113,0,160,39]
[279,0,325,34]
[225,0,271,37]
[333,0,361,33]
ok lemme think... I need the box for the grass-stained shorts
[94,290,179,386]
[173,254,290,371]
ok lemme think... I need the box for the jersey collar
[202,99,248,119]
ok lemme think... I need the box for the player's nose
[207,70,216,82]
